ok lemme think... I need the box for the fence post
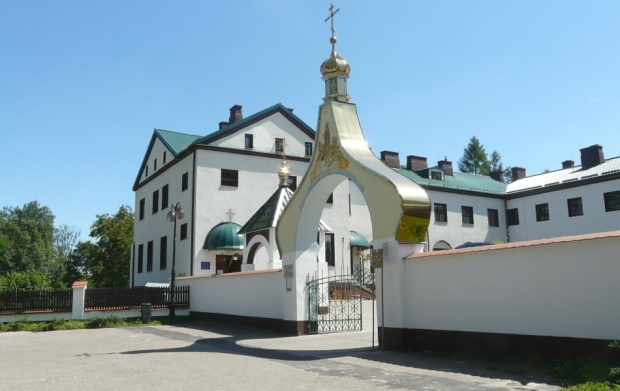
[72,281,88,319]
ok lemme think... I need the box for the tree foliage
[0,270,52,291]
[458,136,489,175]
[83,205,134,287]
[0,201,55,275]
[0,201,133,289]
[459,137,511,180]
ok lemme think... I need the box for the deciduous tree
[0,201,55,275]
[87,206,134,287]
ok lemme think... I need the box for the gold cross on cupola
[324,3,340,39]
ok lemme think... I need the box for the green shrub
[562,382,620,391]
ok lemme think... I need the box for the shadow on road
[118,321,562,387]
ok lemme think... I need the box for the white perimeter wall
[182,270,283,320]
[404,233,620,340]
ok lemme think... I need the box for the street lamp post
[166,202,185,317]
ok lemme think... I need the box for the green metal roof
[395,168,507,196]
[155,129,202,156]
[203,222,244,251]
[238,186,293,235]
[350,231,370,248]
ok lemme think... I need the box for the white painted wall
[210,112,313,157]
[426,191,506,250]
[182,271,283,320]
[404,233,620,340]
[133,153,194,287]
[193,149,310,275]
[507,180,620,242]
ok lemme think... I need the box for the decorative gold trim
[311,125,349,180]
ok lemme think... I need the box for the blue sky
[1,1,619,239]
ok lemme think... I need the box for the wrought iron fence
[352,264,375,286]
[308,270,363,334]
[85,286,190,311]
[0,289,72,314]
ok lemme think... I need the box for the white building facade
[131,105,620,287]
[131,104,354,287]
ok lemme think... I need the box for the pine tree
[458,136,489,175]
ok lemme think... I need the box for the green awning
[349,231,370,249]
[203,222,244,251]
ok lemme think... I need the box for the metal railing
[0,289,72,314]
[85,286,190,311]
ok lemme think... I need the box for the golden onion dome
[278,159,290,187]
[320,37,350,76]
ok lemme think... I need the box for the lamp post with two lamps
[166,202,184,317]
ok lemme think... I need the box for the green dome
[349,231,370,249]
[203,222,243,251]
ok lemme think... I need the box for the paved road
[0,318,561,391]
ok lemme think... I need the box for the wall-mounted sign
[372,249,383,268]
[283,265,294,278]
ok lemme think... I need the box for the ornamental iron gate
[307,269,364,334]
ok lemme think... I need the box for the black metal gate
[307,270,363,334]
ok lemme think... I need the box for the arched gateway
[276,6,431,336]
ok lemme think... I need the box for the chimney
[490,170,504,183]
[579,144,604,170]
[229,105,243,124]
[438,159,453,176]
[511,167,526,181]
[380,151,400,168]
[218,121,229,130]
[562,160,574,169]
[407,155,428,171]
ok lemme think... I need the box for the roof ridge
[155,128,202,138]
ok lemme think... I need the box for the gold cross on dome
[324,3,340,38]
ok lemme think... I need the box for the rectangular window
[431,171,442,180]
[434,203,447,223]
[245,134,253,149]
[221,169,239,187]
[326,193,334,204]
[159,236,167,270]
[182,172,189,191]
[154,158,157,171]
[145,165,149,177]
[287,175,297,191]
[275,138,284,153]
[162,184,169,209]
[163,151,167,164]
[604,191,620,212]
[325,233,335,267]
[180,223,188,240]
[487,208,499,227]
[201,261,211,270]
[567,197,583,217]
[137,244,144,273]
[139,198,145,220]
[461,206,474,225]
[507,208,519,226]
[348,194,351,216]
[305,142,313,156]
[536,203,550,221]
[147,241,153,272]
[152,190,159,214]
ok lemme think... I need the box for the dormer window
[430,170,443,181]
[275,138,284,154]
[245,134,253,149]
